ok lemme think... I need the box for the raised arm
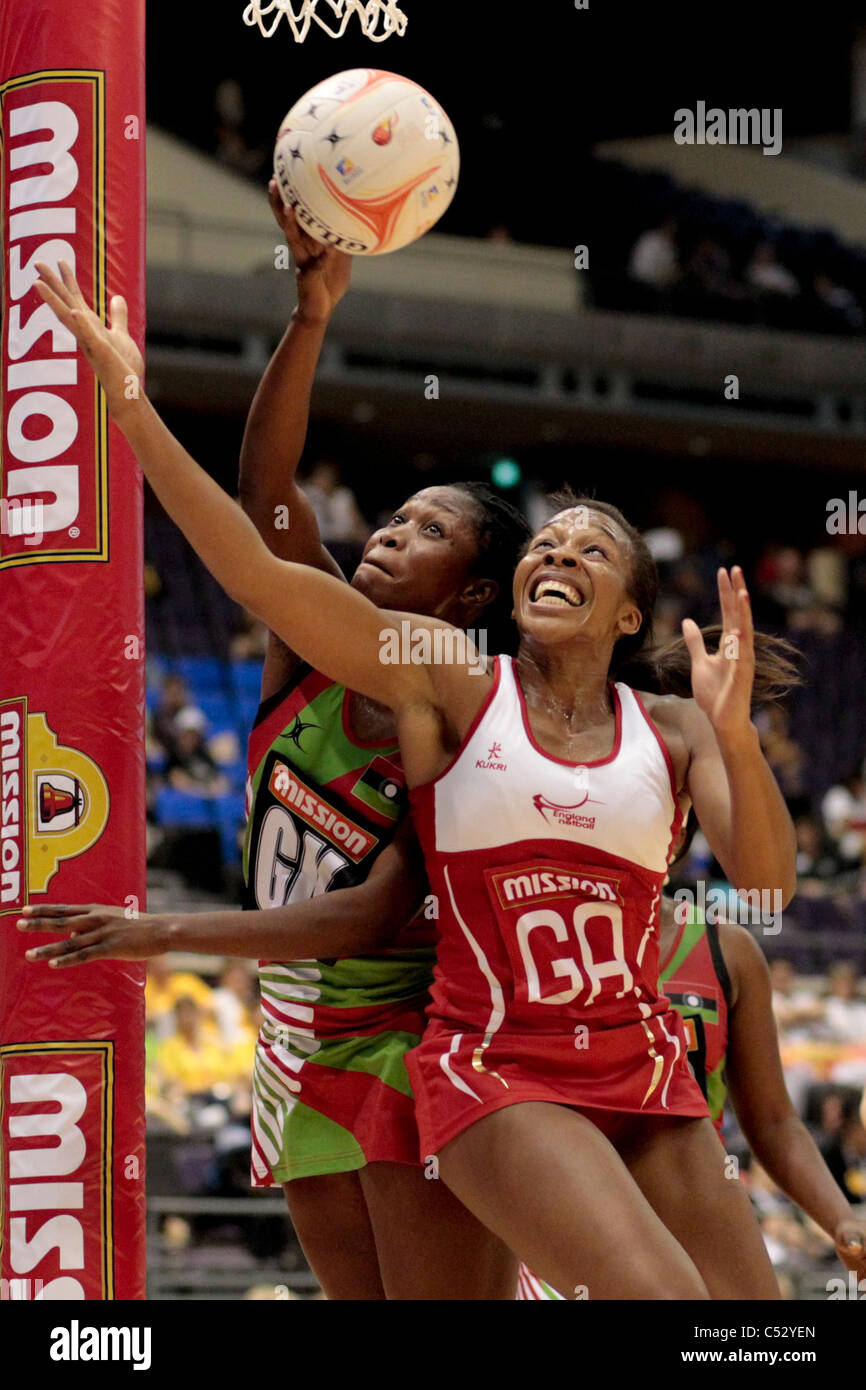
[238,187,353,696]
[722,923,866,1280]
[681,568,797,904]
[18,821,429,966]
[237,182,352,572]
[33,262,432,711]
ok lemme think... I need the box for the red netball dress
[406,655,708,1157]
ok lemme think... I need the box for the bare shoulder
[632,690,701,788]
[387,623,497,785]
[639,690,701,730]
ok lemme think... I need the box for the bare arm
[684,702,797,904]
[681,569,797,904]
[238,187,353,696]
[238,186,351,569]
[34,261,438,711]
[18,822,429,965]
[723,923,866,1277]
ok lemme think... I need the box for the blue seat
[212,793,246,865]
[168,656,229,692]
[196,691,234,731]
[154,786,217,830]
[232,661,264,697]
[237,693,261,737]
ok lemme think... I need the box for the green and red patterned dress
[243,663,434,1184]
[658,903,732,1139]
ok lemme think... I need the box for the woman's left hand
[834,1216,866,1284]
[682,567,755,742]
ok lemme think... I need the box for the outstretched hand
[681,567,755,741]
[18,903,169,966]
[34,262,143,419]
[834,1217,866,1285]
[269,177,352,324]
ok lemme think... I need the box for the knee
[653,1265,710,1300]
[625,1257,710,1301]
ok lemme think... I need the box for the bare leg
[436,1102,710,1300]
[619,1114,781,1300]
[282,1172,386,1300]
[359,1160,518,1300]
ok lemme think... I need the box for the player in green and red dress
[659,880,866,1272]
[242,665,433,1184]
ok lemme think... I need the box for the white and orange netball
[273,68,460,255]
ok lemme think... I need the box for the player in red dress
[38,263,800,1299]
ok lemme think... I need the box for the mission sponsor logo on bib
[268,761,377,863]
[490,864,623,911]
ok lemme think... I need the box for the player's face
[352,487,484,620]
[513,507,641,647]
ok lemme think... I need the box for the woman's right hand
[18,904,171,966]
[34,262,144,422]
[269,178,353,324]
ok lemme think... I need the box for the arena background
[5,1,866,1305]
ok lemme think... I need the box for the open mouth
[529,576,585,609]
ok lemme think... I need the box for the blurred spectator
[680,236,747,306]
[213,78,265,178]
[821,768,866,865]
[230,608,268,663]
[627,218,681,288]
[152,674,197,758]
[811,272,865,333]
[818,1097,866,1204]
[649,593,686,646]
[167,708,231,799]
[794,814,845,886]
[746,1161,829,1270]
[146,957,215,1041]
[746,241,800,298]
[824,964,866,1045]
[769,958,824,1039]
[144,559,163,601]
[156,996,248,1097]
[300,459,369,546]
[754,545,816,627]
[756,705,806,800]
[212,963,259,1047]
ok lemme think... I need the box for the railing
[146,1195,319,1301]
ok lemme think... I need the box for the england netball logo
[532,778,603,831]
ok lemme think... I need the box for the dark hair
[449,481,531,657]
[540,487,801,702]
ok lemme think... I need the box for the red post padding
[1,0,146,1300]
